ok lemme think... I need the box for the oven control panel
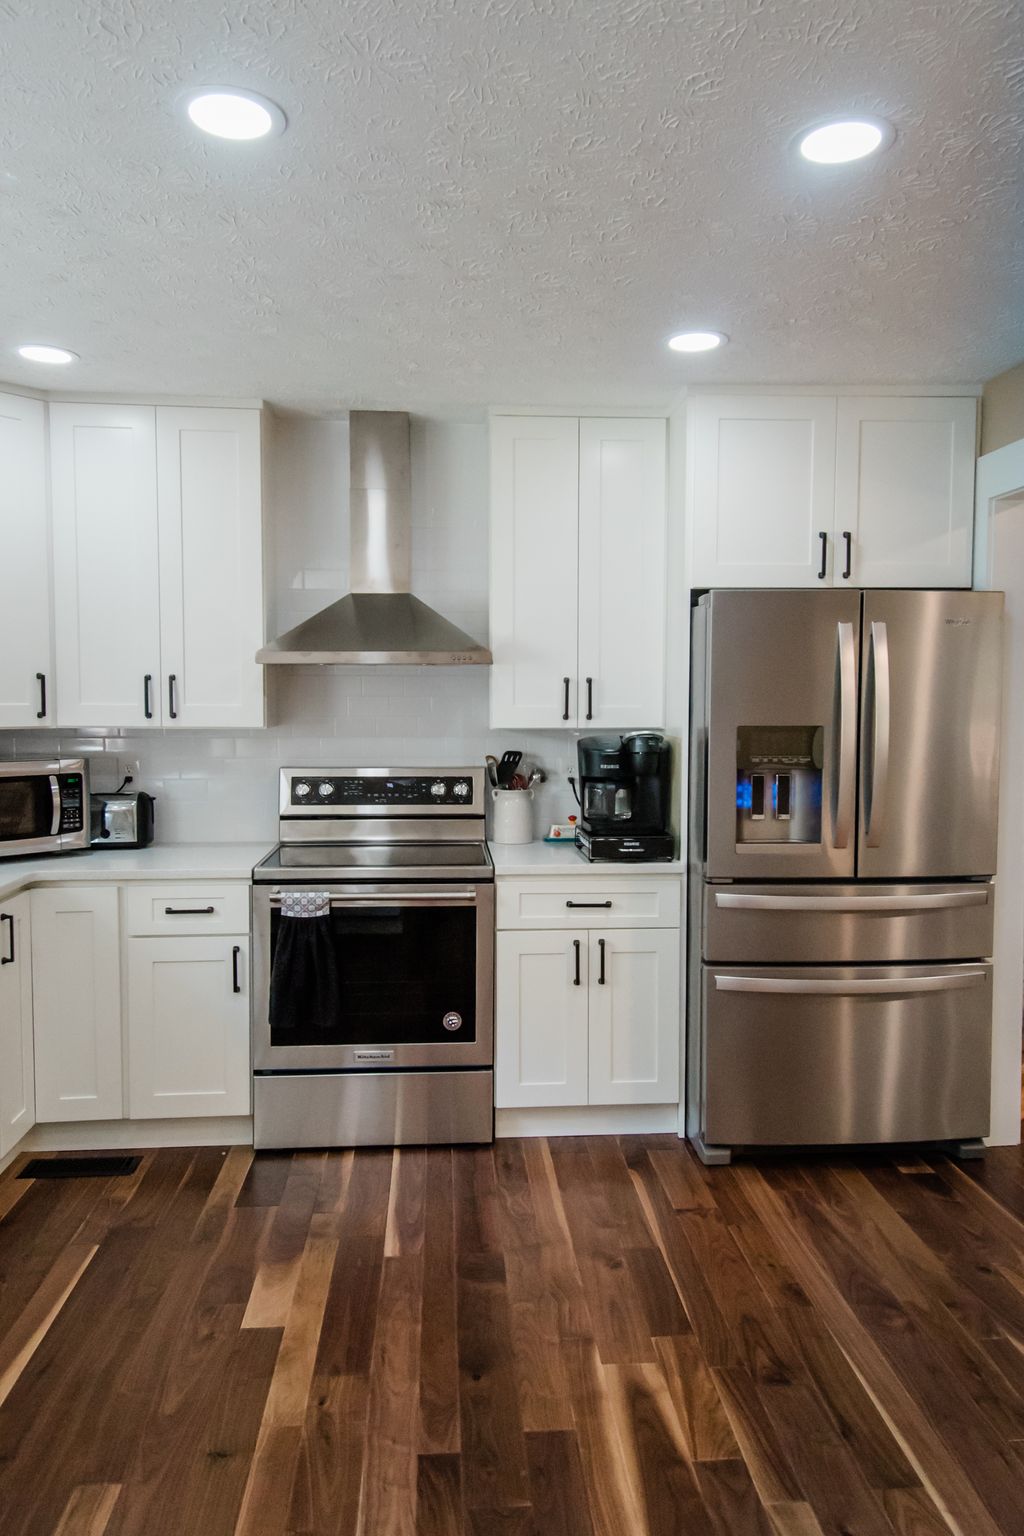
[282,769,482,814]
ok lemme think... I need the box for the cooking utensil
[485,755,499,789]
[509,772,529,790]
[496,750,522,787]
[527,768,546,788]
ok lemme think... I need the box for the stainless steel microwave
[0,759,90,859]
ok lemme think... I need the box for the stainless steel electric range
[252,766,494,1149]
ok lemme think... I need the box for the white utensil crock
[491,787,534,844]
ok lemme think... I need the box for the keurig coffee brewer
[575,732,674,862]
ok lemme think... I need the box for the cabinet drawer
[124,883,249,936]
[497,878,680,930]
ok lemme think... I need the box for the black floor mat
[18,1155,141,1180]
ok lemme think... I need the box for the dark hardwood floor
[2,1136,1024,1535]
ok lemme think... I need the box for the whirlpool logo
[945,617,972,627]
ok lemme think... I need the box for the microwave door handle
[865,621,891,848]
[832,621,856,850]
[715,971,987,996]
[49,775,61,836]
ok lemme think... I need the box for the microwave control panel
[57,772,85,832]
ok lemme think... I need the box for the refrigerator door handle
[833,621,857,849]
[714,890,990,913]
[865,620,891,848]
[715,971,987,996]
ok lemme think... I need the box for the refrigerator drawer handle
[833,621,856,850]
[714,891,990,913]
[714,971,987,997]
[865,620,891,848]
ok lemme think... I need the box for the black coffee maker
[575,732,673,862]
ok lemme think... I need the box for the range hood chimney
[257,411,492,666]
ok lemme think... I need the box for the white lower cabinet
[496,916,680,1110]
[0,894,35,1156]
[31,887,123,1122]
[127,935,251,1118]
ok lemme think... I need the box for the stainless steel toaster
[90,792,155,848]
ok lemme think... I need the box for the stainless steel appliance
[90,791,155,848]
[575,732,674,862]
[688,588,1003,1164]
[0,759,89,859]
[252,766,494,1148]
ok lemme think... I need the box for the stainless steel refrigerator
[687,588,1003,1165]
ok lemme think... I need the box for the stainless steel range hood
[257,411,492,666]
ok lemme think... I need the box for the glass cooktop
[253,842,493,880]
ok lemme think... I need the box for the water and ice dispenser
[735,725,823,845]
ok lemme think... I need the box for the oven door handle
[267,890,481,909]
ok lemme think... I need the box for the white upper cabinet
[578,418,667,729]
[490,413,667,728]
[0,394,52,727]
[834,397,976,588]
[50,403,162,727]
[689,393,977,589]
[49,402,265,727]
[156,407,265,727]
[490,416,581,728]
[688,395,839,588]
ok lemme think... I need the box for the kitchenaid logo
[945,617,972,626]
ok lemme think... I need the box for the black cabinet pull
[0,912,13,965]
[232,944,242,993]
[35,673,46,720]
[143,674,153,720]
[842,530,852,580]
[168,674,178,720]
[562,676,570,722]
[818,531,827,580]
[585,677,593,721]
[566,900,612,909]
[597,937,606,985]
[164,905,215,915]
[572,938,581,986]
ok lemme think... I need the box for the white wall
[0,414,582,843]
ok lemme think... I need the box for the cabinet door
[689,395,838,587]
[588,929,679,1105]
[31,887,122,1121]
[835,397,977,588]
[0,895,35,1156]
[157,408,265,728]
[50,404,161,726]
[0,394,52,727]
[490,416,580,727]
[578,418,666,728]
[495,930,589,1106]
[127,935,250,1118]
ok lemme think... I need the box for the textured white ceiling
[1,0,1021,412]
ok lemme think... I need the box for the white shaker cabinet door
[31,887,123,1122]
[156,407,265,728]
[587,929,679,1105]
[495,929,589,1107]
[490,416,580,728]
[0,394,52,727]
[127,935,251,1118]
[689,395,838,588]
[50,403,161,726]
[578,417,666,728]
[0,894,35,1156]
[834,397,977,588]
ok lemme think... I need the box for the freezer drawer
[701,963,991,1148]
[704,881,994,964]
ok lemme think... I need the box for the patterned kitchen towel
[278,891,331,919]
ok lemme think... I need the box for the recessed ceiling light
[799,118,891,164]
[185,88,286,141]
[668,331,726,353]
[17,343,77,365]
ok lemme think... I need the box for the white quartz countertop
[0,843,269,903]
[488,839,683,877]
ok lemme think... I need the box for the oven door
[252,881,494,1071]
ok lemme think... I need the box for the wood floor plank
[693,1456,776,1536]
[419,1149,461,1455]
[52,1484,122,1536]
[0,1240,97,1407]
[524,1429,595,1536]
[881,1485,957,1536]
[602,1360,718,1536]
[356,1253,423,1536]
[242,1152,325,1329]
[654,1333,740,1462]
[559,1337,647,1536]
[416,1452,464,1536]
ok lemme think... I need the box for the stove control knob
[293,781,311,799]
[453,780,471,799]
[430,780,447,798]
[317,782,335,798]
